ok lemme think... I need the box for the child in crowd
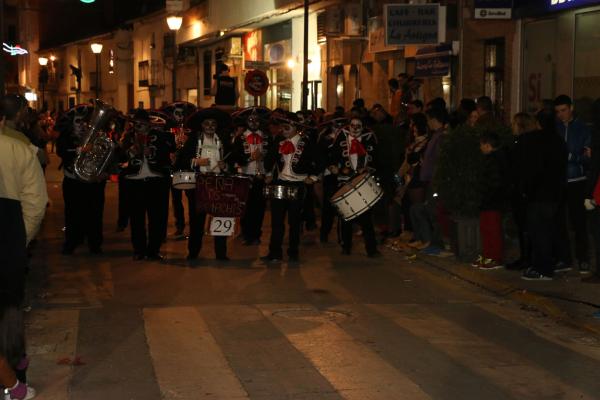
[473,132,508,269]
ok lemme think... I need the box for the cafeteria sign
[384,4,446,46]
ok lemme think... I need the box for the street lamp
[90,42,103,99]
[167,15,182,102]
[38,57,49,110]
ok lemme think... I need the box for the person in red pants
[472,132,508,270]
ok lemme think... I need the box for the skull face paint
[202,118,217,136]
[349,118,363,137]
[173,107,185,124]
[247,115,260,131]
[72,115,88,136]
[281,123,297,139]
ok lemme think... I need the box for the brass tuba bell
[74,99,118,182]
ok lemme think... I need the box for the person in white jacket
[0,128,47,400]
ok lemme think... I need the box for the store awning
[415,43,452,78]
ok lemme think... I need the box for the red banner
[196,175,251,217]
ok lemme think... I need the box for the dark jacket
[229,129,271,171]
[328,130,378,180]
[372,122,405,193]
[479,149,508,210]
[555,118,591,181]
[119,127,176,177]
[515,129,568,203]
[264,134,318,179]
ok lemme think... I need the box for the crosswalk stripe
[27,309,80,400]
[257,304,431,400]
[370,304,595,400]
[143,306,249,400]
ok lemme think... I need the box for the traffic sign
[244,70,270,97]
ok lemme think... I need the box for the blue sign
[415,44,452,77]
[549,0,600,10]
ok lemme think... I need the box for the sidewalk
[388,245,600,336]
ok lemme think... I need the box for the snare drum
[172,171,196,190]
[263,184,301,200]
[330,172,383,221]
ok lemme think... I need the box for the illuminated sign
[3,43,28,56]
[549,0,600,9]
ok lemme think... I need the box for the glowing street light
[90,43,103,99]
[38,56,48,66]
[167,16,183,31]
[167,15,182,102]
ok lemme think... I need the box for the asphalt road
[24,157,600,400]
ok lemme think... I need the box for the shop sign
[245,60,270,70]
[243,31,260,61]
[474,0,513,19]
[549,0,600,10]
[166,0,184,13]
[244,69,270,97]
[368,17,401,53]
[415,43,452,77]
[384,4,446,46]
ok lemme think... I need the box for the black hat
[133,109,150,122]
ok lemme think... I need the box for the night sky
[39,0,165,49]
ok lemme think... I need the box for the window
[203,51,212,96]
[138,61,150,87]
[483,38,505,117]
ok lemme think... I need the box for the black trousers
[320,174,338,241]
[185,190,227,258]
[63,176,105,251]
[269,183,305,258]
[240,177,266,242]
[512,197,530,264]
[559,181,589,264]
[171,185,186,232]
[527,202,559,276]
[341,209,378,255]
[589,208,600,275]
[117,174,129,229]
[126,177,170,256]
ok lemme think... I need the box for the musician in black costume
[176,117,229,261]
[229,110,270,245]
[327,117,381,257]
[119,109,175,260]
[261,114,319,263]
[317,117,348,243]
[162,102,196,239]
[55,105,106,255]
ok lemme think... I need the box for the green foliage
[433,123,511,217]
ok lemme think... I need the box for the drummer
[175,116,229,262]
[261,113,319,264]
[327,117,381,258]
[230,109,270,246]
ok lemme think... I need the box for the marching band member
[230,110,269,245]
[176,117,229,261]
[120,109,175,261]
[55,105,107,255]
[261,113,319,263]
[163,102,196,239]
[317,117,347,243]
[327,117,381,257]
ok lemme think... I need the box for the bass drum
[172,171,196,190]
[330,172,383,221]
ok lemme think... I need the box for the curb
[413,254,600,337]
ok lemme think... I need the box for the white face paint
[73,115,88,136]
[134,120,150,135]
[202,119,217,136]
[349,119,363,137]
[281,123,296,139]
[173,107,185,123]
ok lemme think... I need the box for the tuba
[74,99,118,182]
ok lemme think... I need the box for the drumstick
[208,151,232,172]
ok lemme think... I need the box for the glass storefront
[573,10,600,121]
